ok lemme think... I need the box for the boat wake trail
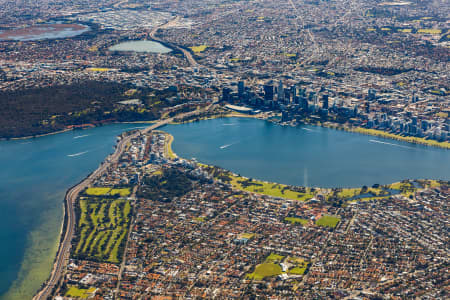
[369,139,414,149]
[73,134,89,139]
[222,123,237,126]
[302,128,316,132]
[67,150,89,157]
[220,141,239,149]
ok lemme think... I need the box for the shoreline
[321,123,450,150]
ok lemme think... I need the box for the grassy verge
[350,127,450,149]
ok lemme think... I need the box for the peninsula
[35,122,448,299]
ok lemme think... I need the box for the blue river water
[0,123,145,300]
[0,118,448,299]
[163,118,450,188]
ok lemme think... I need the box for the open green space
[265,253,285,263]
[85,187,111,196]
[190,45,208,53]
[285,217,308,225]
[200,165,314,201]
[73,197,131,263]
[352,127,450,149]
[246,263,282,280]
[286,257,309,275]
[316,215,340,228]
[247,253,310,280]
[110,188,131,197]
[65,286,96,298]
[85,187,130,197]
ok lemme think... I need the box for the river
[0,123,145,300]
[162,118,449,188]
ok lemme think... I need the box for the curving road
[34,106,215,300]
[149,16,199,67]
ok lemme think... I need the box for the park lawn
[336,188,360,199]
[316,215,340,228]
[240,233,255,239]
[228,175,313,201]
[352,127,450,149]
[190,45,208,53]
[85,187,111,196]
[285,217,308,225]
[417,28,441,34]
[388,181,416,197]
[198,163,314,201]
[153,170,163,176]
[65,286,96,298]
[86,67,111,72]
[424,180,441,188]
[246,263,282,280]
[389,182,402,190]
[287,256,309,275]
[289,266,307,275]
[265,253,284,263]
[110,188,131,197]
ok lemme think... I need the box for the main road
[149,16,199,67]
[33,105,215,300]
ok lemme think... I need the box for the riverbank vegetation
[350,127,450,149]
[0,81,192,139]
[199,164,314,201]
[196,162,444,206]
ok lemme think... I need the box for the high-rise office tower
[322,94,329,109]
[222,87,231,102]
[277,80,284,102]
[238,81,244,99]
[264,84,274,101]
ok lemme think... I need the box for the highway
[149,16,199,67]
[34,105,215,300]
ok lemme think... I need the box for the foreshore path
[33,105,215,300]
